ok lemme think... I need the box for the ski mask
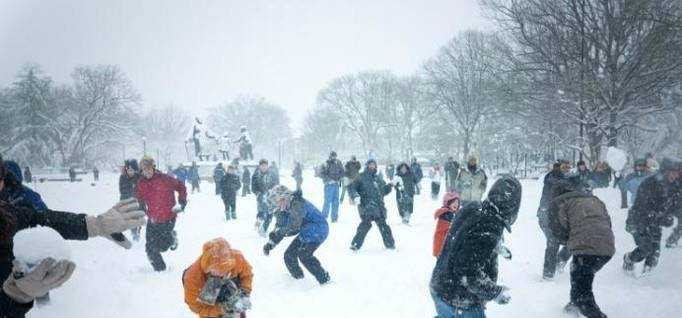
[486,175,522,232]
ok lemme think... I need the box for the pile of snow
[13,227,71,266]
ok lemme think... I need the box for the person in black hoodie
[538,160,572,280]
[220,164,242,221]
[623,158,681,275]
[430,176,522,317]
[119,159,141,241]
[394,162,416,224]
[348,159,395,251]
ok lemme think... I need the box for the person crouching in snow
[548,178,614,318]
[433,192,460,258]
[430,176,522,318]
[262,185,331,285]
[183,238,253,318]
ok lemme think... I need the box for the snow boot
[170,231,179,251]
[318,272,331,285]
[350,244,360,252]
[230,211,237,220]
[563,302,579,316]
[622,253,634,272]
[577,299,607,318]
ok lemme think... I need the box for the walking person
[213,163,226,196]
[92,167,99,182]
[538,160,572,280]
[319,151,344,223]
[292,162,303,192]
[263,186,331,285]
[394,163,416,224]
[189,162,201,193]
[241,167,251,197]
[349,159,395,251]
[430,163,445,200]
[220,164,241,221]
[136,156,188,271]
[119,159,141,241]
[457,157,487,202]
[344,156,362,205]
[444,157,460,193]
[410,158,423,195]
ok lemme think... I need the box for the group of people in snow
[1,145,680,318]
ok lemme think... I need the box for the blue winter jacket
[270,195,329,245]
[1,161,47,212]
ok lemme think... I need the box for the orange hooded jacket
[433,192,460,257]
[183,238,253,318]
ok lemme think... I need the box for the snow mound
[13,226,71,265]
[606,147,628,171]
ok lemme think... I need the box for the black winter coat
[345,160,362,180]
[119,173,139,200]
[396,165,416,201]
[251,169,278,196]
[538,169,566,218]
[321,159,344,183]
[430,201,505,310]
[626,174,678,232]
[220,173,242,199]
[349,170,392,219]
[1,202,89,318]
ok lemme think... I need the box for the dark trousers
[256,194,273,232]
[222,193,237,219]
[191,181,200,193]
[431,182,441,199]
[351,215,395,249]
[570,255,611,312]
[283,237,329,284]
[540,219,571,278]
[397,199,414,220]
[629,227,662,267]
[145,219,176,271]
[295,179,303,192]
[242,183,250,196]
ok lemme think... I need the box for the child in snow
[183,238,253,318]
[262,185,331,284]
[433,192,460,257]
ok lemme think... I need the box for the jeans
[322,183,340,222]
[222,193,237,219]
[145,219,176,271]
[283,236,329,284]
[430,288,486,318]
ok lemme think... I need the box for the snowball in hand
[606,147,628,171]
[13,227,71,267]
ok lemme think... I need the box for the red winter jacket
[433,192,460,257]
[136,171,187,223]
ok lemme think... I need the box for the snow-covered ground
[25,170,682,317]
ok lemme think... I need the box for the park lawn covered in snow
[24,170,682,317]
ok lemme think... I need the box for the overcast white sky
[0,0,487,131]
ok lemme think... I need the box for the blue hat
[3,160,23,184]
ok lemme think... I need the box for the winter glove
[263,241,275,256]
[233,295,252,312]
[86,198,146,249]
[496,244,512,260]
[3,258,76,303]
[494,286,511,305]
[353,197,361,205]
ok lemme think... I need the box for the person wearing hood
[433,192,461,257]
[119,159,141,241]
[319,151,345,223]
[183,238,253,318]
[538,160,572,280]
[624,158,681,274]
[394,163,417,224]
[0,160,47,213]
[348,159,395,251]
[430,176,522,318]
[456,157,487,202]
[136,156,188,271]
[213,163,226,196]
[548,178,615,318]
[263,186,330,285]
